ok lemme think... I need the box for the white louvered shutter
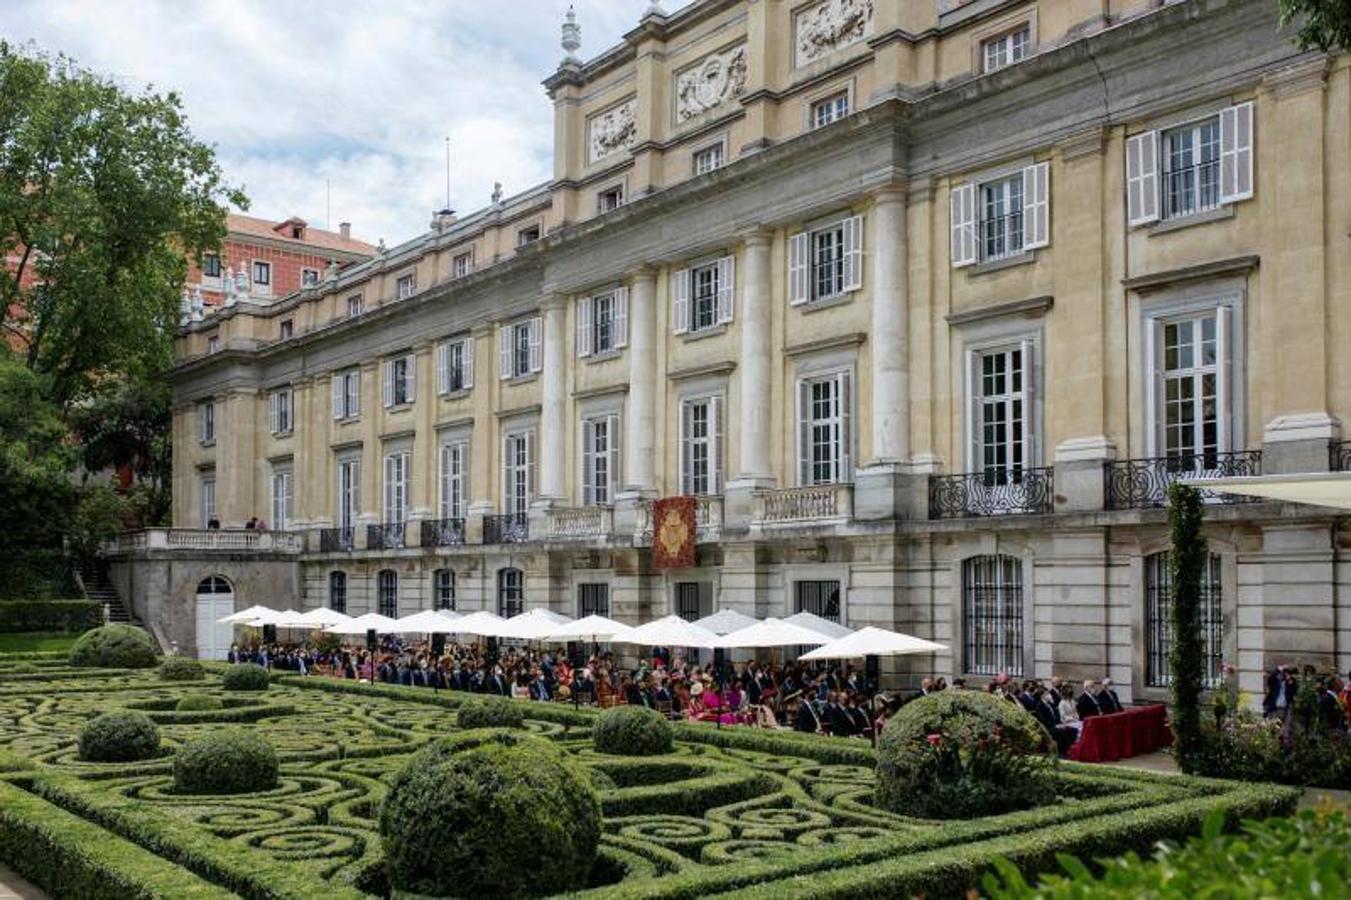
[528,318,542,373]
[711,395,724,494]
[839,372,852,482]
[842,214,864,291]
[798,380,813,486]
[1019,339,1035,467]
[1215,306,1233,452]
[404,354,416,403]
[382,361,394,407]
[613,288,629,349]
[348,373,360,418]
[332,375,343,419]
[1219,102,1253,204]
[268,392,279,434]
[576,297,592,358]
[499,326,512,379]
[439,444,451,519]
[1023,162,1050,250]
[526,430,537,502]
[581,418,595,505]
[436,342,449,395]
[501,435,512,510]
[716,256,735,324]
[966,349,981,472]
[607,413,620,500]
[673,268,690,334]
[1126,130,1160,227]
[1144,319,1164,457]
[678,402,692,494]
[788,232,810,305]
[461,337,474,390]
[950,183,976,267]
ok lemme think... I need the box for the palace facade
[117,0,1351,701]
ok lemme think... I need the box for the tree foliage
[0,352,76,554]
[1279,0,1351,53]
[1167,482,1206,772]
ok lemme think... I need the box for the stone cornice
[666,361,736,382]
[1122,255,1260,293]
[784,332,867,357]
[946,295,1053,327]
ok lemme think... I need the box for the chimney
[339,222,351,240]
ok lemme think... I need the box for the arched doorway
[194,575,235,660]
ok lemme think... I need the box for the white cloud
[3,0,654,244]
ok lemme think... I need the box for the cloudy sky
[3,0,656,246]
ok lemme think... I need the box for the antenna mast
[444,136,451,210]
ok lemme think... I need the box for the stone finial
[377,239,387,256]
[179,288,192,325]
[223,267,238,307]
[190,287,204,323]
[324,258,339,281]
[645,0,665,16]
[231,267,249,305]
[561,5,581,63]
[491,182,504,205]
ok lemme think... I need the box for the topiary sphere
[78,710,161,762]
[876,690,1055,819]
[173,728,278,795]
[456,697,524,730]
[379,730,601,898]
[67,624,159,669]
[221,662,270,692]
[175,693,224,712]
[159,656,206,682]
[592,705,674,756]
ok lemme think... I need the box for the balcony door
[1152,309,1232,473]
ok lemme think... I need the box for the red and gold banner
[652,495,696,569]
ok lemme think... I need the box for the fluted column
[869,187,909,465]
[538,294,568,502]
[735,229,774,485]
[625,268,658,494]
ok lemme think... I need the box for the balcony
[1104,451,1262,510]
[319,527,355,552]
[421,518,466,547]
[636,496,724,544]
[754,483,853,527]
[103,528,303,555]
[483,513,529,544]
[546,507,612,541]
[929,468,1054,519]
[366,522,406,550]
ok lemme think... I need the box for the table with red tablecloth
[1067,704,1173,763]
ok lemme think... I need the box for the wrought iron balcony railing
[421,518,466,547]
[366,521,406,550]
[929,467,1054,519]
[319,527,355,552]
[483,513,529,544]
[1104,450,1262,510]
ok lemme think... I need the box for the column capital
[871,183,908,206]
[625,265,658,285]
[737,227,774,248]
[539,293,568,313]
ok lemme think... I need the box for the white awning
[326,612,403,635]
[393,610,462,633]
[714,618,831,649]
[612,615,721,648]
[496,609,574,640]
[216,605,275,625]
[443,610,512,637]
[799,626,947,661]
[1183,472,1351,509]
[545,614,632,642]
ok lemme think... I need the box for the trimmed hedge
[175,694,223,712]
[0,599,102,634]
[594,705,675,756]
[220,663,269,692]
[379,729,601,898]
[68,624,159,669]
[173,729,278,795]
[455,696,525,729]
[159,657,206,682]
[78,711,161,763]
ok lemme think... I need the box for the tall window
[203,254,222,278]
[788,216,862,306]
[200,475,216,527]
[1146,551,1223,687]
[268,388,293,435]
[270,467,293,530]
[795,581,841,622]
[383,355,416,407]
[578,583,610,618]
[437,337,474,394]
[582,415,619,506]
[1162,118,1220,220]
[1162,313,1219,464]
[673,257,734,334]
[810,91,849,129]
[797,371,852,486]
[378,570,398,618]
[383,451,410,526]
[333,369,360,420]
[680,396,723,495]
[950,163,1049,268]
[972,345,1029,483]
[962,555,1024,677]
[252,260,271,287]
[497,568,524,618]
[433,568,456,611]
[198,401,216,444]
[577,291,628,357]
[329,571,347,614]
[439,441,468,520]
[1126,103,1252,228]
[980,175,1024,261]
[396,273,416,299]
[503,430,535,516]
[500,318,541,379]
[982,25,1030,73]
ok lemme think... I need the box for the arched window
[962,555,1024,677]
[1145,551,1223,687]
[497,567,524,618]
[329,571,347,614]
[377,569,398,619]
[433,569,455,611]
[196,575,233,595]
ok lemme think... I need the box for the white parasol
[612,614,721,648]
[798,626,947,661]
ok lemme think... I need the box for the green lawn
[0,632,79,654]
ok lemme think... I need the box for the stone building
[111,0,1351,702]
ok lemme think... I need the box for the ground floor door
[194,576,235,660]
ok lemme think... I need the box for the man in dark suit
[825,693,851,737]
[1016,680,1040,712]
[1263,666,1294,718]
[795,696,822,733]
[1076,680,1105,720]
[1034,689,1075,755]
[1100,678,1123,713]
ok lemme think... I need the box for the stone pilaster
[538,294,568,503]
[624,268,658,495]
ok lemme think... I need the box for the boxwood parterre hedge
[0,660,1300,899]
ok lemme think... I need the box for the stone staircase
[78,561,133,624]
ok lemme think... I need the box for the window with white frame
[680,396,723,495]
[499,317,542,379]
[967,342,1034,483]
[383,450,410,525]
[982,25,1030,73]
[452,251,474,279]
[797,370,852,485]
[396,272,416,300]
[581,414,620,506]
[270,465,293,530]
[198,400,216,445]
[673,257,734,334]
[810,91,849,129]
[332,369,360,420]
[577,289,629,357]
[1126,103,1253,227]
[1147,306,1233,467]
[597,184,625,214]
[268,387,294,435]
[279,319,293,340]
[439,440,469,521]
[252,260,271,287]
[436,336,475,394]
[517,224,541,247]
[382,353,416,407]
[301,268,319,287]
[950,162,1049,267]
[502,429,536,516]
[346,295,362,318]
[336,458,360,531]
[200,474,216,527]
[206,335,220,354]
[693,143,724,175]
[788,216,863,305]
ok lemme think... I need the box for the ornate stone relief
[588,98,637,164]
[795,0,875,67]
[674,43,749,122]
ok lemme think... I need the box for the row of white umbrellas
[218,603,944,660]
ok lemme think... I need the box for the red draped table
[1067,704,1173,763]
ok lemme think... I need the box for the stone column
[465,324,494,543]
[538,294,568,503]
[625,268,658,494]
[724,230,774,528]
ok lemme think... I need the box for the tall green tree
[1167,482,1206,773]
[0,41,244,408]
[68,375,173,526]
[1279,0,1351,52]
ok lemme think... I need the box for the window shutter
[461,337,474,390]
[439,444,450,519]
[576,297,592,357]
[351,461,360,521]
[1126,130,1160,226]
[268,392,279,434]
[383,455,394,522]
[842,214,864,291]
[679,402,692,494]
[1145,319,1164,457]
[1022,162,1050,250]
[1219,102,1254,203]
[673,268,691,334]
[382,361,394,407]
[1019,339,1035,467]
[839,372,852,482]
[526,430,537,501]
[436,343,449,395]
[581,418,595,505]
[501,435,512,510]
[965,349,981,472]
[716,256,735,324]
[613,287,629,349]
[332,375,343,419]
[349,374,360,418]
[607,413,620,500]
[528,317,543,373]
[405,354,416,403]
[1215,307,1233,452]
[498,326,512,379]
[950,183,977,267]
[788,232,810,305]
[711,396,724,494]
[798,380,813,486]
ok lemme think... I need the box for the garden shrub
[876,690,1055,819]
[593,705,674,756]
[0,599,102,633]
[67,624,159,669]
[456,696,524,729]
[379,729,601,898]
[159,656,206,681]
[175,693,224,712]
[77,710,160,762]
[173,729,278,794]
[221,662,270,692]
